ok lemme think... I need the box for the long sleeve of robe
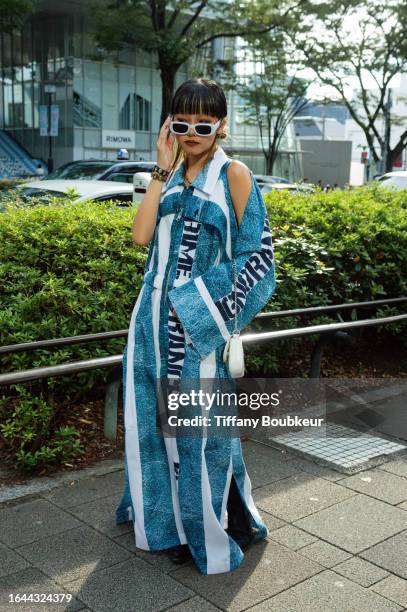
[167,174,276,359]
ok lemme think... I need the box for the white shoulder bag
[223,257,245,378]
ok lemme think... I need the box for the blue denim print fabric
[115,145,277,575]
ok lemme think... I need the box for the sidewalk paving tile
[167,595,222,611]
[246,569,403,611]
[333,556,390,587]
[360,531,407,579]
[168,539,322,611]
[42,471,125,509]
[370,575,407,608]
[15,525,132,584]
[241,441,298,488]
[0,460,124,505]
[67,556,193,612]
[258,510,286,534]
[1,443,406,612]
[269,525,317,550]
[114,532,182,573]
[67,493,133,537]
[338,469,407,505]
[294,495,407,554]
[379,458,407,479]
[0,542,30,578]
[297,540,352,567]
[0,567,86,611]
[253,472,356,522]
[0,499,82,548]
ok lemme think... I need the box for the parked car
[42,160,155,182]
[255,174,292,185]
[42,160,114,181]
[16,174,151,205]
[99,161,156,183]
[259,182,313,194]
[376,171,407,190]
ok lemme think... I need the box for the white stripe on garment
[160,185,184,199]
[163,435,187,543]
[200,350,231,574]
[125,235,156,540]
[125,284,149,549]
[156,212,187,543]
[195,182,231,260]
[210,181,232,259]
[220,457,233,530]
[157,213,174,275]
[243,467,267,529]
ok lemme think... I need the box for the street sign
[50,105,59,136]
[39,104,59,136]
[39,105,48,136]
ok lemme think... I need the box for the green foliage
[1,185,406,472]
[0,385,83,472]
[264,183,407,304]
[0,196,147,395]
[0,195,146,472]
[0,0,37,33]
[248,183,407,372]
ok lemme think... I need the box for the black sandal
[166,544,192,564]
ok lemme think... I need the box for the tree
[88,0,306,127]
[218,32,310,174]
[0,0,37,33]
[295,0,407,173]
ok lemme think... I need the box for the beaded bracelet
[151,171,167,182]
[152,164,170,177]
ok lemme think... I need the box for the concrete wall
[299,139,352,187]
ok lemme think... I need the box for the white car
[17,174,151,204]
[376,171,407,190]
[259,182,309,194]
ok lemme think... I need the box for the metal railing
[1,297,406,440]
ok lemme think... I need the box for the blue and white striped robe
[115,144,276,575]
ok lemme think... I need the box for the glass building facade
[0,0,300,177]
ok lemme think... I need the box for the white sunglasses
[169,116,222,137]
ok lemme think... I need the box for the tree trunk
[159,62,178,128]
[266,144,278,175]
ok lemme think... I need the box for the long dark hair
[167,78,228,177]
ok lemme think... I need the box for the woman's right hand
[157,115,175,171]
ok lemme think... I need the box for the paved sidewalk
[1,440,406,612]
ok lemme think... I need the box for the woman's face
[172,112,226,156]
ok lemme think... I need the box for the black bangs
[171,78,227,119]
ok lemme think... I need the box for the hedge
[0,185,406,471]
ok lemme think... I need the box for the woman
[115,77,277,575]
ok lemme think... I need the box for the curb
[0,457,124,506]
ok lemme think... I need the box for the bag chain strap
[232,257,239,335]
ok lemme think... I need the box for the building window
[136,94,150,131]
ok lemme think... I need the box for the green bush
[0,185,406,471]
[0,385,83,472]
[244,183,407,374]
[264,183,407,305]
[1,196,146,471]
[1,197,146,378]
